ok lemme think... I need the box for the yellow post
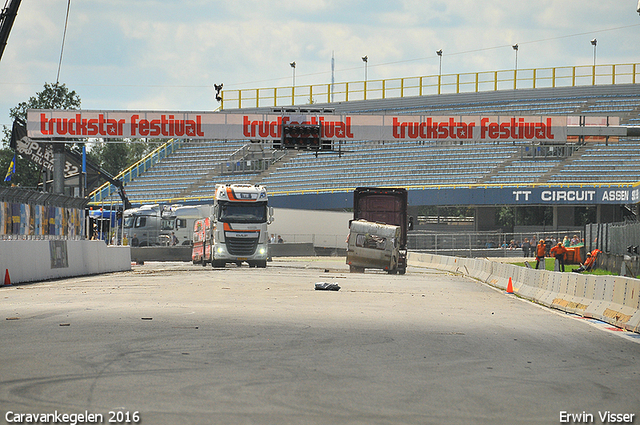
[238,90,242,109]
[494,71,498,91]
[291,86,295,105]
[401,78,404,98]
[364,80,367,100]
[438,75,441,95]
[345,82,349,102]
[533,68,536,89]
[475,73,479,93]
[382,80,386,99]
[419,76,423,96]
[513,69,517,90]
[256,89,259,108]
[274,87,277,106]
[592,65,596,86]
[612,64,616,85]
[328,83,331,103]
[572,66,576,87]
[309,85,314,104]
[552,67,556,88]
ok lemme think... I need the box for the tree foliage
[1,82,154,190]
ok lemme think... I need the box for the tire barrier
[408,252,640,333]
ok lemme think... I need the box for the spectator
[535,239,546,269]
[562,236,570,247]
[171,232,179,246]
[521,238,531,257]
[550,242,568,272]
[277,235,284,243]
[131,233,139,247]
[570,235,580,246]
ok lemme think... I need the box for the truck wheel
[399,267,406,275]
[212,260,225,268]
[257,260,267,268]
[349,265,364,273]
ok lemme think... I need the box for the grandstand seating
[109,84,640,205]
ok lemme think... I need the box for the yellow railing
[221,63,639,110]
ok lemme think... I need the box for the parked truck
[123,204,162,246]
[347,187,410,274]
[160,204,212,246]
[191,184,273,268]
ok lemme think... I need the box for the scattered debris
[6,317,19,320]
[315,282,341,291]
[59,323,70,327]
[141,317,153,320]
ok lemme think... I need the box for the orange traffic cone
[4,269,11,286]
[506,277,513,294]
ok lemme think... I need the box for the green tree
[1,83,81,188]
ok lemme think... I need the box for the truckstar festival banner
[27,110,570,143]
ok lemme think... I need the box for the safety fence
[408,230,583,257]
[0,187,88,240]
[408,252,640,333]
[586,221,640,256]
[221,62,640,110]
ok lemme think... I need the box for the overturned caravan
[346,219,402,274]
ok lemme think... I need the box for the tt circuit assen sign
[27,110,568,143]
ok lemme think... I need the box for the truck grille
[226,237,258,256]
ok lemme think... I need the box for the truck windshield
[123,216,135,229]
[218,201,267,223]
[161,218,175,231]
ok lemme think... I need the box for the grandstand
[91,73,640,229]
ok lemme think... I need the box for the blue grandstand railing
[220,62,639,110]
[88,138,184,205]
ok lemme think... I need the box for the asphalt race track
[1,258,639,425]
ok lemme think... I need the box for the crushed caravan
[346,219,401,274]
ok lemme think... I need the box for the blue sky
[1,0,639,128]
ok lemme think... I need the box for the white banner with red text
[27,110,618,143]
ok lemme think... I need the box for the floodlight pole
[590,39,597,85]
[436,49,443,94]
[512,44,518,89]
[362,55,368,99]
[290,61,296,87]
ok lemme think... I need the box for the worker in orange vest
[535,239,546,269]
[550,242,568,272]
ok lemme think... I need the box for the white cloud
[0,0,639,126]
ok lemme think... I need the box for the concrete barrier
[408,253,640,333]
[0,240,130,285]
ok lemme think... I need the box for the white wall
[0,240,131,284]
[268,208,352,248]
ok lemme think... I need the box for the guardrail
[88,138,184,205]
[221,63,640,110]
[408,252,640,333]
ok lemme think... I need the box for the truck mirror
[268,206,275,224]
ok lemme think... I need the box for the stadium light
[362,55,368,82]
[290,61,296,87]
[590,38,597,67]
